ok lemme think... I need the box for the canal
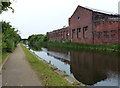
[28,45,120,86]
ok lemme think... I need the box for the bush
[2,21,21,52]
[6,40,15,52]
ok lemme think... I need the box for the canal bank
[29,41,120,54]
[21,44,85,86]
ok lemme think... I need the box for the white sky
[0,0,120,38]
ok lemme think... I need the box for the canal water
[28,45,120,86]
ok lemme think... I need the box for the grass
[0,52,9,64]
[30,41,120,56]
[48,42,120,52]
[32,41,120,52]
[20,44,72,86]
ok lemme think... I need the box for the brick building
[49,27,70,42]
[48,5,120,44]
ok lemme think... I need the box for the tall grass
[33,41,120,53]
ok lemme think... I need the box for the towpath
[2,44,41,86]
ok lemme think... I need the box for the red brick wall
[118,19,120,44]
[69,6,93,44]
[93,21,119,44]
[48,27,70,42]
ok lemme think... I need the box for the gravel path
[2,44,41,86]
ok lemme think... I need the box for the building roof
[84,6,118,15]
[70,5,119,19]
[51,27,69,33]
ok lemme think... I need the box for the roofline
[49,27,69,33]
[69,5,119,19]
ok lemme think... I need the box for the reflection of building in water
[70,51,119,85]
[42,46,119,85]
[43,47,71,64]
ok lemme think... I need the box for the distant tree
[43,32,49,42]
[21,39,28,45]
[28,34,44,47]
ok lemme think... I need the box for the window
[72,29,76,38]
[77,28,81,32]
[103,31,108,33]
[72,29,75,33]
[111,34,115,38]
[66,30,68,39]
[97,31,102,38]
[83,26,88,38]
[104,35,109,38]
[77,17,80,21]
[77,28,81,39]
[60,31,62,36]
[111,30,116,32]
[84,26,88,31]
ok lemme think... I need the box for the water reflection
[46,48,71,64]
[70,51,119,85]
[29,45,119,86]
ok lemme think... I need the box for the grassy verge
[0,52,9,64]
[20,44,72,86]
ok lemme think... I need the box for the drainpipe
[92,12,94,44]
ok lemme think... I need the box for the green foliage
[43,32,49,42]
[28,33,49,48]
[21,39,29,45]
[2,21,21,52]
[1,52,8,64]
[28,34,44,47]
[0,1,15,64]
[0,1,14,14]
[6,40,15,52]
[27,32,50,51]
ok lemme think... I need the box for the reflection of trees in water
[28,45,42,51]
[70,51,119,85]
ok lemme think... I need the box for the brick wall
[69,6,93,44]
[93,21,119,44]
[48,27,70,42]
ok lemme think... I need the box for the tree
[43,32,49,42]
[28,34,44,47]
[2,21,21,52]
[0,0,14,14]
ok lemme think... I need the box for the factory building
[48,5,120,44]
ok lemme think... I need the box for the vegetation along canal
[27,45,120,86]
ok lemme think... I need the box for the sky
[0,0,120,39]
